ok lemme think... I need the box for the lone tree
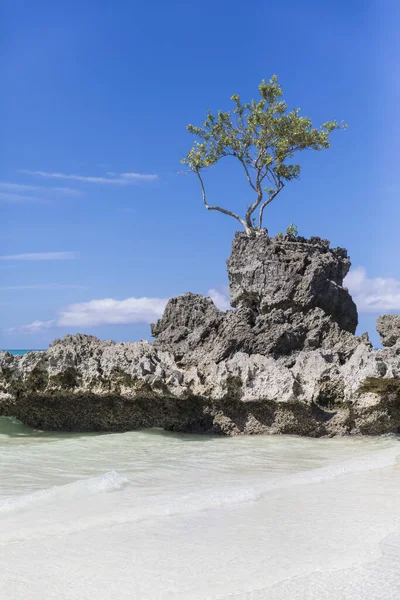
[181,75,346,236]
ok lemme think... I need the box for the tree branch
[258,184,284,230]
[238,157,257,191]
[244,166,264,228]
[195,170,250,233]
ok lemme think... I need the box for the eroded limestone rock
[1,233,399,436]
[377,314,400,348]
[153,233,361,362]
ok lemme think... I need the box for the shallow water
[1,349,42,356]
[1,416,399,599]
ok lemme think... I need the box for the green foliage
[182,75,346,234]
[286,223,299,237]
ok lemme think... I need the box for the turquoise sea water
[2,349,43,356]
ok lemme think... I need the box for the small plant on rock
[286,223,299,237]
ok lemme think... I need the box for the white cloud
[0,252,79,261]
[120,172,158,181]
[20,170,159,184]
[0,192,50,204]
[8,287,232,334]
[12,320,56,334]
[0,182,38,192]
[57,297,168,327]
[345,267,400,312]
[9,296,168,333]
[208,288,231,311]
[0,182,81,196]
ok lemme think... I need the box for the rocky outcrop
[153,233,361,363]
[377,314,400,348]
[1,232,400,436]
[227,233,357,332]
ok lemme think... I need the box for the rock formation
[153,233,360,364]
[377,314,400,347]
[1,232,400,436]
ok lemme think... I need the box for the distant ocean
[2,350,43,356]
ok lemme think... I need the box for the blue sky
[1,0,399,349]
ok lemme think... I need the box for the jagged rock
[377,314,400,347]
[151,293,225,363]
[1,332,399,436]
[227,232,357,330]
[153,233,360,362]
[1,232,400,437]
